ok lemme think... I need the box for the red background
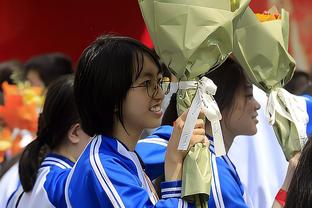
[1,1,310,70]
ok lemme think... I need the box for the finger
[173,120,184,130]
[194,119,205,129]
[192,128,205,136]
[189,135,207,147]
[177,109,189,122]
[203,136,209,146]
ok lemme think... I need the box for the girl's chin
[144,120,162,129]
[241,127,257,136]
[247,128,257,136]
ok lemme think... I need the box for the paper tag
[212,121,226,156]
[178,91,201,150]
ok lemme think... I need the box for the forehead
[235,81,252,96]
[137,54,161,79]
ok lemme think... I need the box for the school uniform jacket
[65,135,193,208]
[7,153,74,208]
[135,125,172,180]
[136,125,250,208]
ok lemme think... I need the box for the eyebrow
[138,72,162,80]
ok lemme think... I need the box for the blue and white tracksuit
[6,153,74,208]
[136,125,250,208]
[65,134,193,208]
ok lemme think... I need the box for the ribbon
[177,77,226,157]
[266,87,309,148]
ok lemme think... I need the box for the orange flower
[0,82,43,133]
[256,11,281,22]
[0,127,12,151]
[0,127,12,163]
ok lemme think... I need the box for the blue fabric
[135,125,173,180]
[160,180,182,199]
[209,148,248,207]
[39,153,74,208]
[145,125,172,140]
[7,153,74,208]
[136,126,249,207]
[303,94,312,137]
[65,135,193,208]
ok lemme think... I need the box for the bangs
[131,48,162,82]
[132,50,144,81]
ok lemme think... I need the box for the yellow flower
[256,12,281,22]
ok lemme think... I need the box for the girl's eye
[246,94,254,99]
[143,80,151,87]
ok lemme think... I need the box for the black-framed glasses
[131,78,171,98]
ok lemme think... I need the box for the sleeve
[43,168,70,208]
[208,158,249,208]
[69,157,193,208]
[135,139,167,180]
[135,125,173,180]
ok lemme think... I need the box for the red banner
[0,0,311,71]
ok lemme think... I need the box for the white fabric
[11,168,55,208]
[266,87,309,148]
[228,86,288,208]
[0,163,19,208]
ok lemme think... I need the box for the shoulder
[147,125,173,140]
[209,154,248,207]
[65,136,146,207]
[67,136,140,190]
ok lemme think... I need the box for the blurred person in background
[24,52,73,87]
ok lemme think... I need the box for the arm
[272,153,300,208]
[135,126,172,180]
[65,139,194,208]
[165,111,206,182]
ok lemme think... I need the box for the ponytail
[19,75,78,192]
[18,139,49,191]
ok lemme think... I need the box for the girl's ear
[67,123,81,144]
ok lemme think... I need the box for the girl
[136,58,297,208]
[24,53,73,87]
[135,58,257,207]
[7,75,90,208]
[65,35,206,207]
[206,58,260,207]
[206,58,298,208]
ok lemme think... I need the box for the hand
[164,110,207,181]
[281,152,301,191]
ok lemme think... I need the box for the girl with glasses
[64,35,206,207]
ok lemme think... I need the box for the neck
[112,121,142,151]
[53,144,77,162]
[205,121,235,154]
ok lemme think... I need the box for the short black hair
[24,53,73,87]
[74,35,161,136]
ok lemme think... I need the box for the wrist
[281,180,291,192]
[165,151,183,164]
[275,188,287,207]
[164,160,182,181]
